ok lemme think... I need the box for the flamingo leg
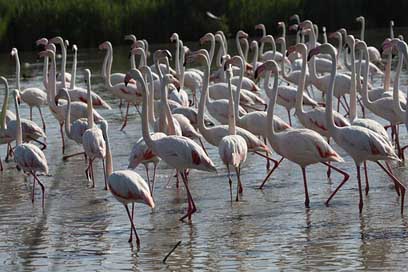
[90,159,95,188]
[376,162,406,214]
[134,104,142,117]
[129,203,134,243]
[263,138,270,170]
[326,138,331,178]
[235,167,243,202]
[85,159,91,181]
[401,144,408,161]
[179,170,196,221]
[356,164,364,213]
[124,204,140,247]
[63,152,85,161]
[102,159,108,190]
[119,99,123,109]
[258,157,284,189]
[322,162,350,206]
[144,164,152,195]
[151,163,157,197]
[31,175,36,203]
[226,164,233,202]
[38,107,46,132]
[59,122,65,154]
[301,167,310,208]
[120,103,130,131]
[32,172,45,208]
[364,161,369,195]
[29,107,33,121]
[286,109,292,126]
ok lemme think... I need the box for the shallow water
[0,29,408,271]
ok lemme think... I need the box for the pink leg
[364,161,369,195]
[287,109,292,126]
[356,164,363,213]
[377,162,406,214]
[301,167,310,208]
[258,157,284,189]
[226,164,233,202]
[144,164,152,195]
[102,159,108,190]
[179,170,196,221]
[38,107,46,132]
[128,203,134,242]
[63,152,86,161]
[198,137,208,156]
[120,103,130,131]
[125,204,140,247]
[30,107,33,121]
[31,175,36,203]
[59,123,65,154]
[151,163,157,197]
[32,172,45,208]
[235,167,243,202]
[322,162,350,206]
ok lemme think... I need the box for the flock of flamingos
[2,14,408,247]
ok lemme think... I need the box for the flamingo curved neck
[13,93,22,145]
[295,47,308,116]
[251,43,259,69]
[259,26,266,58]
[266,69,280,138]
[0,80,9,129]
[63,89,72,138]
[348,39,357,122]
[101,122,113,176]
[236,35,245,62]
[43,54,49,89]
[14,52,21,90]
[174,36,180,75]
[70,48,77,89]
[87,77,94,129]
[358,44,374,108]
[279,40,289,80]
[308,31,324,81]
[208,35,215,66]
[393,48,404,116]
[227,75,236,135]
[360,19,365,41]
[105,44,113,88]
[215,35,226,68]
[140,74,154,148]
[234,58,244,124]
[48,53,59,113]
[197,56,212,139]
[384,52,392,91]
[325,50,340,135]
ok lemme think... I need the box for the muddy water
[0,30,408,271]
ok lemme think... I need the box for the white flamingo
[11,48,47,131]
[0,77,16,170]
[81,69,108,189]
[126,68,216,221]
[49,36,71,87]
[12,89,48,207]
[102,119,155,247]
[259,60,345,208]
[309,43,405,214]
[218,65,248,202]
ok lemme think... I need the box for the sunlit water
[1,29,408,271]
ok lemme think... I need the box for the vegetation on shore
[0,0,406,51]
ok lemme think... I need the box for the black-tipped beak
[124,73,131,87]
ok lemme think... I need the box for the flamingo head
[184,50,209,66]
[237,30,248,39]
[46,43,56,52]
[55,88,69,105]
[288,24,299,32]
[131,40,145,49]
[277,21,285,29]
[170,33,179,43]
[329,31,340,40]
[124,68,143,88]
[38,49,54,59]
[299,20,313,30]
[124,34,137,43]
[11,89,21,105]
[356,16,364,23]
[131,47,145,58]
[65,40,69,48]
[256,60,279,80]
[255,23,265,31]
[250,40,258,49]
[153,49,172,62]
[199,33,213,45]
[49,36,64,45]
[36,37,48,48]
[10,48,17,58]
[289,14,300,23]
[98,41,111,50]
[166,74,180,90]
[308,43,336,61]
[223,55,243,71]
[72,44,77,52]
[259,35,274,44]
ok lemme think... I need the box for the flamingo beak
[124,73,132,87]
[254,64,265,80]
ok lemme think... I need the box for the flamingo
[218,65,248,201]
[100,119,155,247]
[10,48,47,131]
[356,16,382,64]
[346,35,392,194]
[12,89,48,207]
[99,41,142,131]
[356,41,405,158]
[81,69,108,189]
[39,49,103,154]
[259,60,345,208]
[128,66,165,197]
[49,36,71,87]
[0,77,15,170]
[125,68,216,221]
[62,44,111,109]
[290,43,350,178]
[309,43,405,214]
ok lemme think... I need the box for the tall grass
[0,0,406,51]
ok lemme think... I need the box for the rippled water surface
[1,29,408,271]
